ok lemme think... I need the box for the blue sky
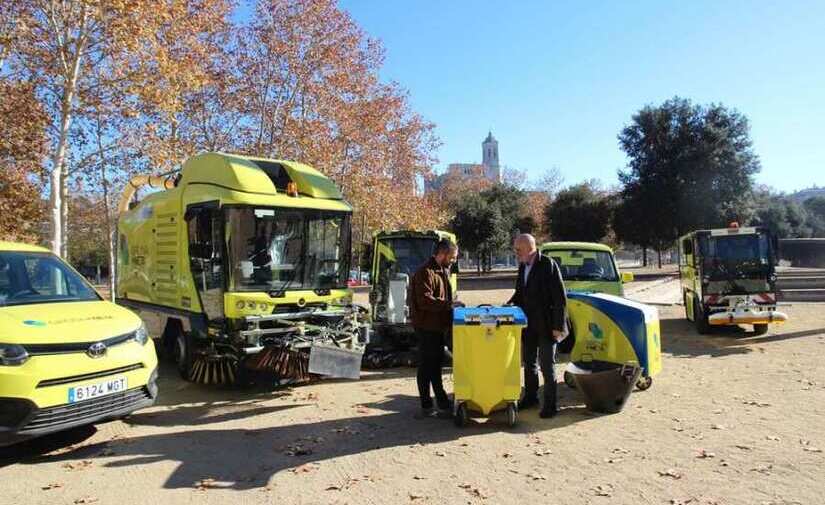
[339,0,825,193]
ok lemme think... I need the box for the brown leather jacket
[409,257,453,332]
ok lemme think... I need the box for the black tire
[454,402,468,428]
[506,403,517,428]
[753,323,769,336]
[693,298,711,335]
[636,376,653,391]
[563,371,577,389]
[174,331,196,380]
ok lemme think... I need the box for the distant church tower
[482,131,501,182]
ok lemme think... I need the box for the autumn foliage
[1,0,442,270]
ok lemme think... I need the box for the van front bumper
[0,366,158,447]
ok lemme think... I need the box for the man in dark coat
[508,234,567,418]
[409,239,459,417]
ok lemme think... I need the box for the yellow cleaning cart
[451,306,526,427]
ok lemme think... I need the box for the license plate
[68,377,127,403]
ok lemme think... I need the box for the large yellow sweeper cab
[451,306,525,428]
[116,152,370,386]
[563,292,662,412]
[364,230,458,368]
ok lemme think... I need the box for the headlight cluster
[0,344,29,366]
[133,323,149,346]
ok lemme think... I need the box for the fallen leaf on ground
[501,452,512,458]
[712,424,727,430]
[41,483,63,490]
[409,493,424,500]
[459,483,489,499]
[434,451,446,457]
[413,475,426,480]
[527,473,547,481]
[62,460,93,471]
[73,498,98,504]
[696,449,716,459]
[750,464,773,474]
[735,445,753,451]
[743,400,771,407]
[604,457,623,464]
[534,449,553,456]
[765,436,781,442]
[803,447,823,453]
[291,463,320,474]
[593,484,613,497]
[612,448,631,454]
[657,469,683,479]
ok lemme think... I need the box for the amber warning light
[287,182,298,197]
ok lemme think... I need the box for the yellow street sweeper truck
[116,152,369,385]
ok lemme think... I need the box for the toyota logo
[87,342,107,358]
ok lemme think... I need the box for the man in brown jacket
[409,239,459,417]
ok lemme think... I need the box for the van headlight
[133,323,149,346]
[0,344,29,366]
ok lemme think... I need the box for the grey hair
[514,233,537,249]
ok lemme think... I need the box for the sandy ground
[2,280,824,505]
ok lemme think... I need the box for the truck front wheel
[694,299,711,335]
[174,331,195,379]
[753,323,769,336]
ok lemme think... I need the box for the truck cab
[679,223,786,335]
[367,230,457,355]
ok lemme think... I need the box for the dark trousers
[522,328,557,408]
[416,329,449,409]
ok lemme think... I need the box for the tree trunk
[60,169,69,258]
[657,249,662,269]
[47,4,89,257]
[476,253,481,275]
[642,247,648,267]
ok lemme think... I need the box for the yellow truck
[678,223,787,335]
[116,152,369,385]
[0,242,157,445]
[365,230,457,366]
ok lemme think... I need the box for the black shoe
[437,399,453,412]
[518,397,539,410]
[539,406,558,419]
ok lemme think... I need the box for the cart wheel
[506,403,517,428]
[753,323,769,336]
[563,371,577,389]
[636,376,653,391]
[454,402,468,427]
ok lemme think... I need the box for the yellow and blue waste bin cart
[565,292,662,391]
[451,306,526,427]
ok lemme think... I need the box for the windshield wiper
[268,254,307,298]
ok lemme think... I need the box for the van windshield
[544,249,619,282]
[0,252,101,307]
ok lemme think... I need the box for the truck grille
[36,363,145,388]
[19,387,152,434]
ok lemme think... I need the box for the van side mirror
[621,272,634,283]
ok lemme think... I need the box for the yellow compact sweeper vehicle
[451,306,525,427]
[116,152,369,386]
[679,223,787,335]
[0,242,157,446]
[365,230,457,367]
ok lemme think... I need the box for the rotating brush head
[189,355,237,385]
[246,346,310,382]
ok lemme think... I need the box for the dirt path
[3,301,824,505]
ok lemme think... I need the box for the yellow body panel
[567,294,662,377]
[224,289,353,317]
[452,322,523,416]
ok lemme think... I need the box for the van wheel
[753,323,769,336]
[694,299,710,335]
[174,331,195,380]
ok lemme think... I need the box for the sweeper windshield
[698,233,772,280]
[226,207,352,293]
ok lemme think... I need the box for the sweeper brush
[189,355,238,385]
[246,346,311,381]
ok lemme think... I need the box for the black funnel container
[569,361,641,414]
